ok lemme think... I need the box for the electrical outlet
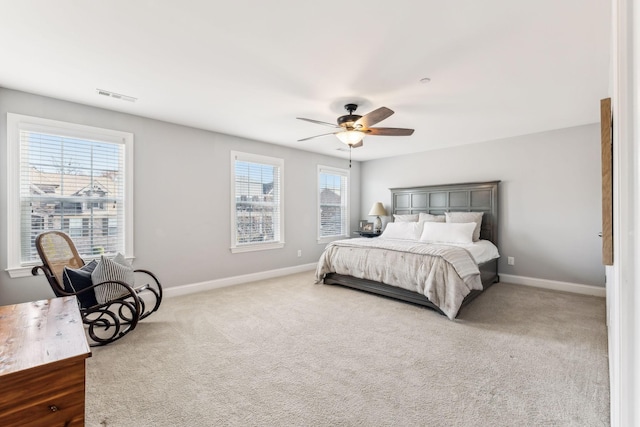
[507,257,515,266]
[297,250,302,257]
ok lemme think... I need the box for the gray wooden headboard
[390,181,500,245]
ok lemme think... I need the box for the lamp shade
[368,202,387,217]
[336,130,365,146]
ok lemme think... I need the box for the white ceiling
[0,1,611,161]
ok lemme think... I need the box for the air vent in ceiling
[96,89,137,103]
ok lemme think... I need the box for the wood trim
[0,297,91,426]
[601,98,613,265]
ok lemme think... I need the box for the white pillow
[380,222,423,240]
[418,212,446,223]
[420,222,475,244]
[445,211,484,241]
[393,214,419,222]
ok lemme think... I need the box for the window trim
[317,165,350,244]
[230,151,285,253]
[6,113,134,278]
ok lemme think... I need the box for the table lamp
[368,202,387,233]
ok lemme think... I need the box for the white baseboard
[164,267,605,299]
[499,274,606,297]
[163,263,318,298]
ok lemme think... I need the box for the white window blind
[318,166,349,240]
[231,151,284,252]
[6,113,133,276]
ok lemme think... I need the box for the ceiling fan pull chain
[349,146,352,168]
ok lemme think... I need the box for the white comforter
[315,238,487,319]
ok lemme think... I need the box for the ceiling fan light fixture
[297,104,413,145]
[336,130,365,146]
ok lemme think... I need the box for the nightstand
[354,231,381,238]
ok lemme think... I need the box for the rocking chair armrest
[32,264,69,298]
[130,269,163,320]
[133,269,163,294]
[31,265,47,276]
[133,268,161,283]
[62,286,97,298]
[90,279,142,314]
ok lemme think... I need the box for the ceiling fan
[297,103,415,148]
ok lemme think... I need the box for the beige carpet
[85,271,609,426]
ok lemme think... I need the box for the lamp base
[374,216,382,233]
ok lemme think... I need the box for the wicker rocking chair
[32,231,163,346]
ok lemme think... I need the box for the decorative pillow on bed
[445,211,484,241]
[420,222,475,244]
[393,214,419,222]
[379,221,423,240]
[91,254,135,304]
[418,213,446,223]
[62,260,99,309]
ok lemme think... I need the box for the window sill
[6,265,38,279]
[230,242,285,254]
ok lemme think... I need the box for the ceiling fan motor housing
[337,114,362,128]
[337,103,362,128]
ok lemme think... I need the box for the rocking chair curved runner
[32,231,163,346]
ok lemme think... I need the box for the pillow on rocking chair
[62,260,99,309]
[92,254,135,304]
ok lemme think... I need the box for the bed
[315,181,500,319]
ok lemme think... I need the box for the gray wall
[0,88,361,305]
[0,87,603,306]
[360,124,605,287]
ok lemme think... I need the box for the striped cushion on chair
[92,254,135,304]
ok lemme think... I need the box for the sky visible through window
[320,173,342,195]
[28,132,120,176]
[235,161,275,185]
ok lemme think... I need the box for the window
[6,113,133,277]
[230,151,284,253]
[102,218,118,237]
[318,165,349,242]
[68,218,84,238]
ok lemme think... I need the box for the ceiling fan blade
[366,127,415,136]
[354,107,394,129]
[296,117,340,128]
[298,131,339,142]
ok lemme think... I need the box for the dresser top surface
[0,297,91,376]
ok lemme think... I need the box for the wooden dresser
[0,297,91,426]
